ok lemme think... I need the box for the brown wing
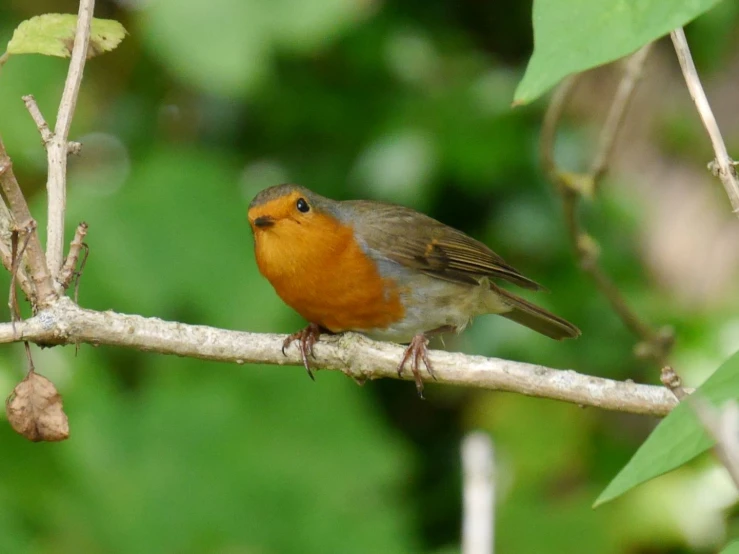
[342,201,543,291]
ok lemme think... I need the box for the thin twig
[9,229,20,324]
[590,44,653,184]
[660,366,688,401]
[0,228,16,277]
[73,243,88,305]
[0,297,680,416]
[23,95,84,154]
[670,28,739,216]
[9,222,34,327]
[22,95,53,145]
[0,138,55,307]
[46,0,95,277]
[540,45,673,367]
[540,75,579,186]
[58,222,88,290]
[72,241,88,358]
[23,340,34,373]
[0,190,32,297]
[462,432,495,554]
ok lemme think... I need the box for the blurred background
[1,0,739,552]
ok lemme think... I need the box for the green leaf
[514,0,724,105]
[7,14,126,59]
[594,349,739,507]
[720,542,739,554]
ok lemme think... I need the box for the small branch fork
[0,1,95,441]
[541,44,674,368]
[670,28,739,216]
[2,0,94,309]
[1,0,93,300]
[58,222,88,292]
[22,96,83,156]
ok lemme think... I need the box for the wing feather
[341,201,543,291]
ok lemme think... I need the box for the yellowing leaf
[7,13,127,59]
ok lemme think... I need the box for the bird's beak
[253,215,275,229]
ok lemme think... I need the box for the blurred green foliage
[0,0,737,553]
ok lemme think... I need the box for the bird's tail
[492,284,581,340]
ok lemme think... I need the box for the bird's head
[248,184,328,235]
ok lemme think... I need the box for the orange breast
[254,214,405,332]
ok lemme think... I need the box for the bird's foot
[397,334,436,399]
[282,323,322,380]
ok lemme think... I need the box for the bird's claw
[397,334,434,399]
[282,323,322,380]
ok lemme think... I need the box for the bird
[247,184,580,397]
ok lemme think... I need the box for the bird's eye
[296,198,310,213]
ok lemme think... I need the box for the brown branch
[22,95,53,145]
[9,221,35,325]
[0,297,679,417]
[540,75,579,185]
[0,188,33,297]
[660,366,688,401]
[58,222,88,290]
[590,44,653,184]
[0,138,55,307]
[670,28,739,216]
[23,96,83,155]
[540,45,673,367]
[45,0,95,277]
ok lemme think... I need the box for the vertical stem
[0,140,55,306]
[540,46,672,367]
[462,432,495,554]
[670,27,739,215]
[46,0,95,276]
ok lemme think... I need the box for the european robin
[248,184,580,397]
